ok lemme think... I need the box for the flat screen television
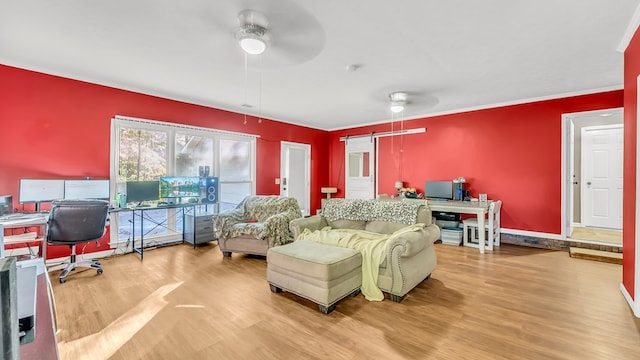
[424,180,453,200]
[125,180,159,204]
[64,179,110,200]
[159,176,201,198]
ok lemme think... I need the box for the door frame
[280,141,311,216]
[561,107,623,239]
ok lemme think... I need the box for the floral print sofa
[212,195,302,257]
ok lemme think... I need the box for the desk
[410,200,492,253]
[0,213,49,258]
[110,203,199,260]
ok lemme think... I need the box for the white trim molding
[620,283,640,317]
[500,228,565,241]
[617,3,640,52]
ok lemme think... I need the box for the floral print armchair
[212,195,302,257]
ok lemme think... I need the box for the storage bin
[440,227,463,246]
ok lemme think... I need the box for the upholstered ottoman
[266,239,362,314]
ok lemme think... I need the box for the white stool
[462,200,501,251]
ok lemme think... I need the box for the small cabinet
[184,213,216,245]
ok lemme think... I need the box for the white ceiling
[1,1,638,130]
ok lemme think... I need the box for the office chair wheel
[59,277,67,284]
[97,269,103,275]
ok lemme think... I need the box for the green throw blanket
[298,224,425,301]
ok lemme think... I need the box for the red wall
[329,91,623,234]
[623,27,640,299]
[0,64,329,258]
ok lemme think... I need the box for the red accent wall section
[623,27,640,300]
[0,64,329,258]
[329,91,623,234]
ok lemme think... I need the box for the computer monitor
[125,180,159,205]
[159,176,201,199]
[19,179,65,211]
[424,180,453,200]
[64,180,110,200]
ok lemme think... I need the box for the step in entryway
[569,247,622,265]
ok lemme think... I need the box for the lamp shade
[320,187,337,194]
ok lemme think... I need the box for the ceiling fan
[373,88,440,116]
[210,2,325,68]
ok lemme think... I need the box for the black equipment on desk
[432,211,461,222]
[200,177,218,204]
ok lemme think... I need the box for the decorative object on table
[479,193,488,203]
[452,177,466,201]
[399,187,418,198]
[394,180,403,195]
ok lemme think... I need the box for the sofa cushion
[364,220,406,234]
[231,222,265,238]
[327,219,366,230]
[323,199,423,225]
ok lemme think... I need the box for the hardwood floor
[50,242,640,359]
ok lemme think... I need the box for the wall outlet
[275,178,280,185]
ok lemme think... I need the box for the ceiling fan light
[390,102,405,113]
[239,36,266,55]
[236,23,267,55]
[389,91,408,113]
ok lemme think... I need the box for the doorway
[562,108,623,245]
[280,141,310,216]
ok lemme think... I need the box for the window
[110,116,257,246]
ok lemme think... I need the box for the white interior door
[280,142,310,216]
[581,125,623,229]
[345,137,375,199]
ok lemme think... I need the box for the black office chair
[46,199,109,283]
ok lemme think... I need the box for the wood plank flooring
[50,243,640,360]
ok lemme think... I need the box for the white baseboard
[620,283,640,318]
[500,228,564,240]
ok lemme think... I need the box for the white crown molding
[328,86,623,132]
[617,3,640,52]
